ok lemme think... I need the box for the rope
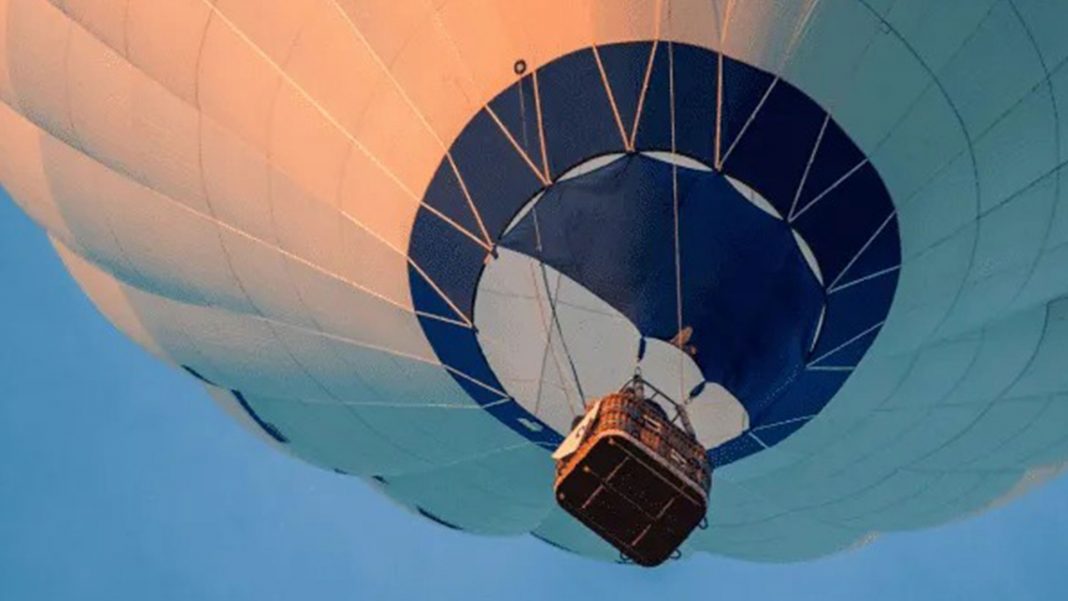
[528,262,582,417]
[669,41,687,407]
[539,264,588,408]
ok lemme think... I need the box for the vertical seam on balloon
[590,45,632,152]
[61,150,471,335]
[898,305,1052,474]
[122,162,471,327]
[39,4,497,432]
[56,9,226,402]
[1002,0,1063,311]
[41,1,486,301]
[249,12,438,445]
[219,305,508,401]
[853,0,982,349]
[194,8,470,328]
[328,0,495,249]
[255,7,322,342]
[60,17,207,325]
[198,9,478,326]
[121,0,132,59]
[194,0,492,253]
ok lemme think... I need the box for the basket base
[555,431,708,567]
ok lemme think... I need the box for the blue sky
[2,191,1067,601]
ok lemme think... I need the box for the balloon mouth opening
[408,40,901,467]
[474,151,826,449]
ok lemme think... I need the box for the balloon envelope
[2,0,1068,562]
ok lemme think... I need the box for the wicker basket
[553,390,712,566]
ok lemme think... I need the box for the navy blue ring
[407,41,900,466]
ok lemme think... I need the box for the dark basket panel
[554,392,712,566]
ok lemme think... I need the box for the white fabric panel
[871,224,976,355]
[126,0,210,106]
[694,513,864,562]
[476,0,594,75]
[660,0,722,53]
[718,0,819,78]
[74,275,529,472]
[880,334,983,410]
[284,3,382,136]
[212,0,313,63]
[5,0,1068,563]
[917,398,1050,471]
[358,7,481,150]
[935,175,1054,337]
[115,282,459,409]
[204,388,294,457]
[4,0,78,145]
[8,83,438,363]
[1013,1,1068,69]
[436,0,534,109]
[881,1,998,71]
[808,469,933,525]
[369,445,554,535]
[938,1,1045,137]
[936,305,1047,407]
[822,20,932,154]
[476,249,628,433]
[0,100,75,242]
[971,82,1058,215]
[780,0,881,120]
[65,24,217,214]
[196,8,280,152]
[267,70,354,214]
[477,247,748,447]
[234,392,435,476]
[875,88,972,221]
[49,0,126,52]
[871,470,987,530]
[1005,298,1068,399]
[895,154,977,263]
[981,400,1068,469]
[40,126,257,312]
[0,0,17,108]
[531,506,620,562]
[5,1,425,316]
[51,237,168,358]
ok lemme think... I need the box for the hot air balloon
[3,0,1068,563]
